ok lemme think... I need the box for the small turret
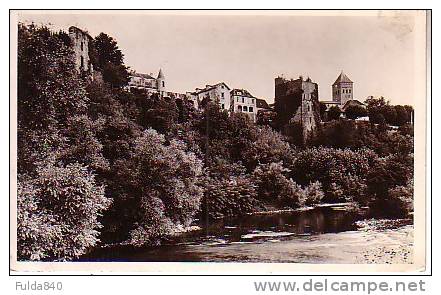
[157,69,166,97]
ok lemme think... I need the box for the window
[221,104,225,109]
[238,105,242,112]
[251,99,254,104]
[242,97,245,103]
[81,41,83,51]
[249,107,254,112]
[80,56,84,69]
[243,106,248,112]
[349,89,351,94]
[221,92,224,99]
[309,117,312,124]
[162,81,165,87]
[308,104,310,112]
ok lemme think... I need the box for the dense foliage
[114,129,204,246]
[16,24,415,261]
[17,24,112,260]
[365,96,413,126]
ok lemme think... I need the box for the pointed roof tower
[333,71,353,85]
[157,68,164,79]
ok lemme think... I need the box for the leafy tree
[92,33,129,87]
[17,161,111,261]
[327,106,341,121]
[115,129,204,246]
[366,153,413,218]
[141,94,179,134]
[365,97,413,126]
[17,24,88,128]
[241,125,294,171]
[253,162,303,208]
[395,105,410,126]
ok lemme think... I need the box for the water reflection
[81,206,361,262]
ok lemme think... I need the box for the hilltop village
[17,23,415,262]
[69,26,376,140]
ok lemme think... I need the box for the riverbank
[354,219,413,264]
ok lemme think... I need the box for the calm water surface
[82,205,379,263]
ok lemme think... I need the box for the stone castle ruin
[274,75,321,142]
[68,26,93,76]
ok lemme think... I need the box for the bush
[253,162,303,208]
[17,162,111,261]
[200,176,262,219]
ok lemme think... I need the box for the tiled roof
[333,71,353,85]
[194,82,230,94]
[231,89,254,98]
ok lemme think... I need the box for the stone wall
[69,26,92,74]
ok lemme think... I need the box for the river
[81,204,413,263]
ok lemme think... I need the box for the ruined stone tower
[68,26,93,75]
[274,75,320,142]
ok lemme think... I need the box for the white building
[127,69,166,97]
[230,89,258,122]
[188,82,231,111]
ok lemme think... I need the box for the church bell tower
[332,71,353,106]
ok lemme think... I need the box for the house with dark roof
[256,98,271,110]
[127,69,166,97]
[230,88,258,122]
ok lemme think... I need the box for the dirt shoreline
[354,220,413,264]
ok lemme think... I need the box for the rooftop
[194,82,230,94]
[333,71,353,85]
[231,89,255,98]
[256,98,271,109]
[130,72,156,80]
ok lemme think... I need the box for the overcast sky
[18,11,426,105]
